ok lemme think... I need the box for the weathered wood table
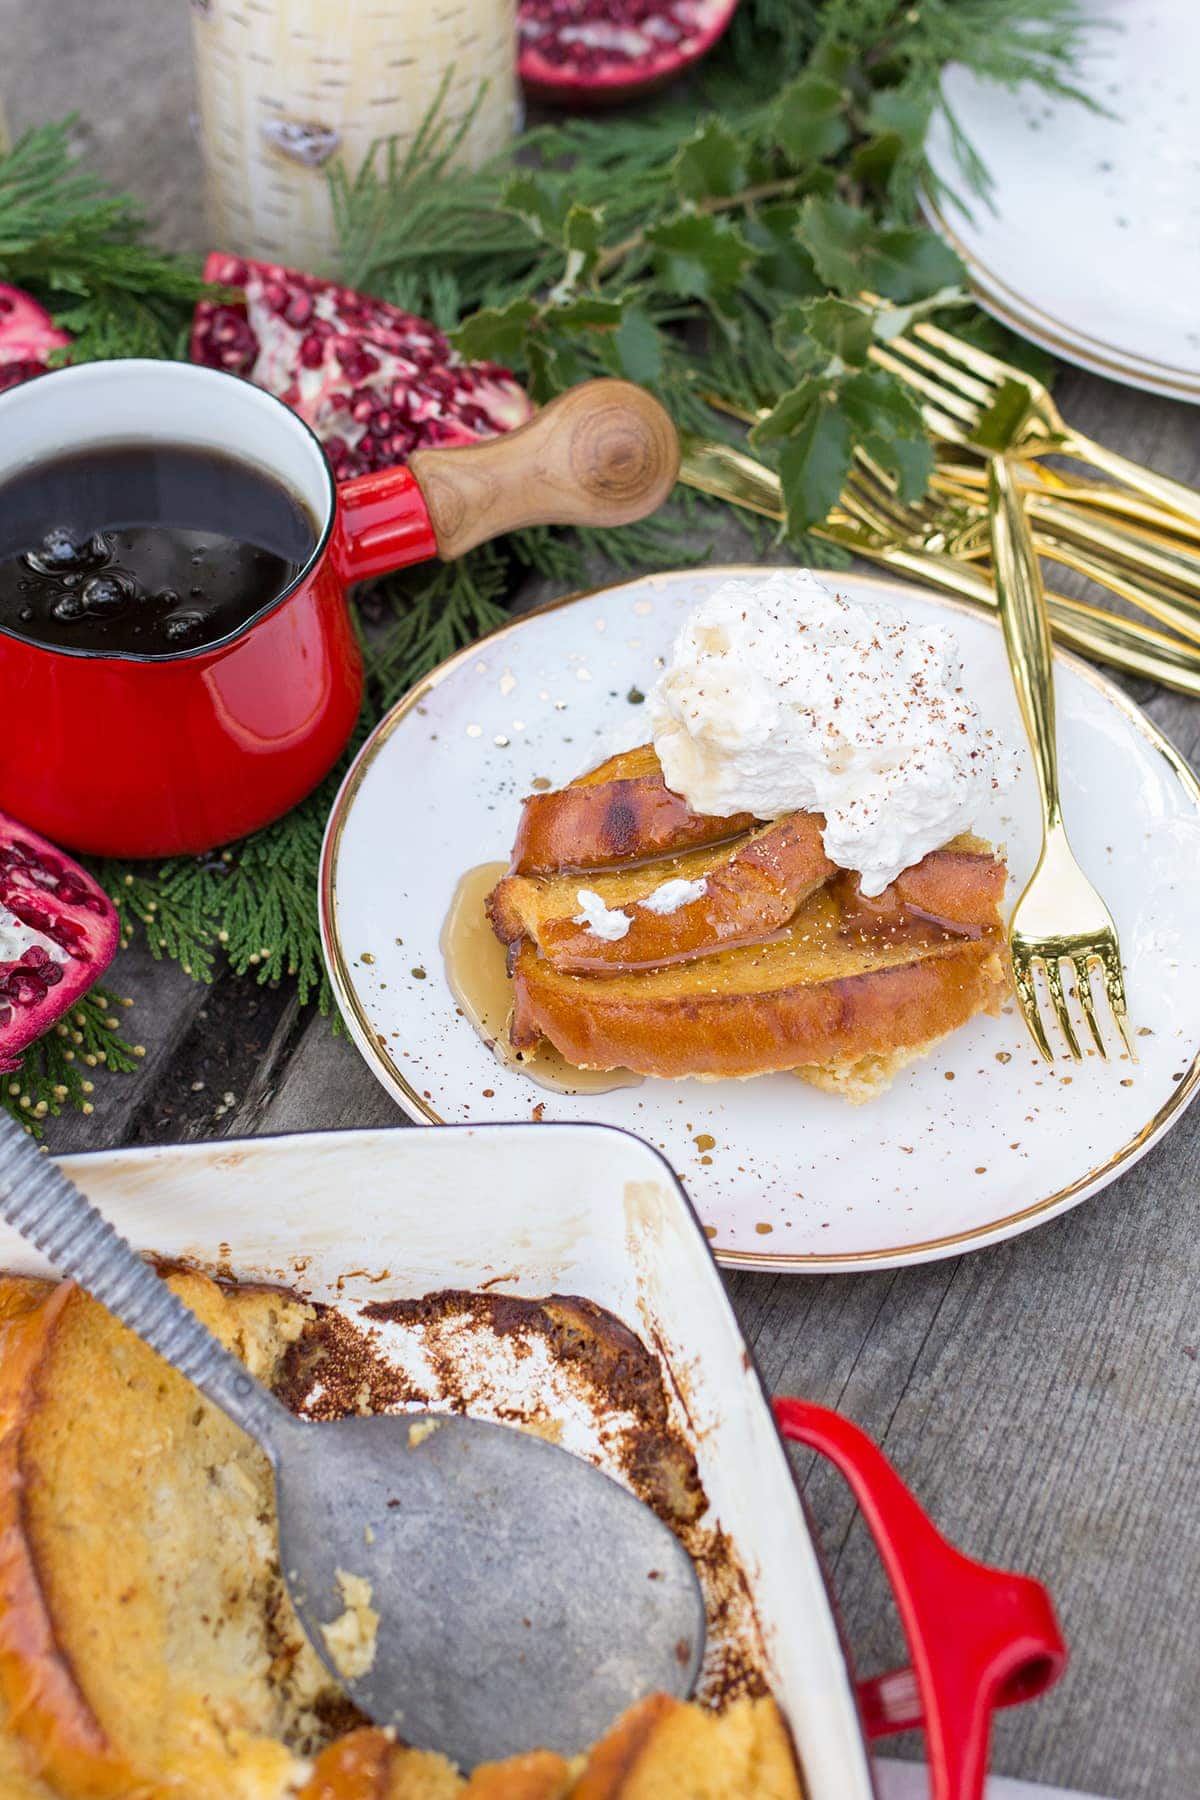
[5,8,1198,1796]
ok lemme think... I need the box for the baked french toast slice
[300,1695,801,1799]
[0,1269,336,1800]
[303,1728,573,1797]
[572,1693,801,1799]
[509,744,755,877]
[508,844,1007,1091]
[0,1279,62,1800]
[489,813,835,973]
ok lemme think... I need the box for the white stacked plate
[923,0,1200,401]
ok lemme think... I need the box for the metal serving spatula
[0,1117,705,1770]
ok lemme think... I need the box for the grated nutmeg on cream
[648,570,1009,897]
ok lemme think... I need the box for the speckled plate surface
[319,568,1200,1272]
[923,0,1200,401]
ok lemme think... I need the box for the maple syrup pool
[0,443,317,655]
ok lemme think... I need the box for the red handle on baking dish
[773,1399,1066,1800]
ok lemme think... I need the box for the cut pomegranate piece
[518,0,739,106]
[0,284,71,393]
[190,255,533,482]
[0,813,118,1074]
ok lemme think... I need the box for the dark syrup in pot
[0,443,317,655]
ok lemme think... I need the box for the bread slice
[489,813,834,973]
[0,1279,63,1800]
[302,1730,575,1799]
[301,1728,466,1798]
[571,1693,802,1799]
[509,847,1006,1087]
[508,746,754,878]
[300,1698,799,1800]
[0,1268,336,1800]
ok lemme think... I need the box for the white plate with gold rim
[923,0,1200,402]
[319,567,1200,1272]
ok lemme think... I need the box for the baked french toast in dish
[0,1269,803,1800]
[487,745,1008,1100]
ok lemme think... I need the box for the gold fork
[851,458,1200,648]
[988,456,1134,1063]
[935,453,1200,549]
[872,320,1200,532]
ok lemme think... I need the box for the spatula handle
[0,1115,294,1453]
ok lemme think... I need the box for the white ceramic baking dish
[0,1123,1065,1799]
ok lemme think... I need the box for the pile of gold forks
[679,321,1200,701]
[678,318,1200,1060]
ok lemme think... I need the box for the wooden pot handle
[407,379,680,559]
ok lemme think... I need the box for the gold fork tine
[1011,948,1054,1063]
[1098,942,1136,1061]
[869,344,980,429]
[877,334,997,409]
[909,320,1010,387]
[1072,958,1108,1060]
[1044,959,1083,1061]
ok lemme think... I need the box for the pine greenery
[0,0,1090,1125]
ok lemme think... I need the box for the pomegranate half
[0,814,118,1073]
[518,0,740,106]
[190,255,532,481]
[0,284,71,395]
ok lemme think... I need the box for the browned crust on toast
[490,813,835,972]
[511,934,1005,1081]
[508,746,754,877]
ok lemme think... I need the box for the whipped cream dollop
[639,876,708,915]
[573,888,631,941]
[648,570,1007,896]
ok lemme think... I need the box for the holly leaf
[800,195,879,293]
[774,73,852,163]
[646,213,755,301]
[738,205,822,297]
[801,195,962,299]
[526,334,591,403]
[805,41,857,86]
[776,295,874,369]
[547,295,624,331]
[451,296,537,365]
[839,368,933,500]
[868,225,964,302]
[502,172,566,241]
[865,86,933,150]
[751,379,852,532]
[549,203,605,296]
[613,305,664,384]
[673,119,746,201]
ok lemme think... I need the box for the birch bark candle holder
[190,0,519,272]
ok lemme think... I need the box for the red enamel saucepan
[0,363,679,858]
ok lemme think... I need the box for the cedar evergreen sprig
[1,989,140,1132]
[0,119,212,362]
[0,0,1089,1126]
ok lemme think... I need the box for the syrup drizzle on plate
[440,863,642,1097]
